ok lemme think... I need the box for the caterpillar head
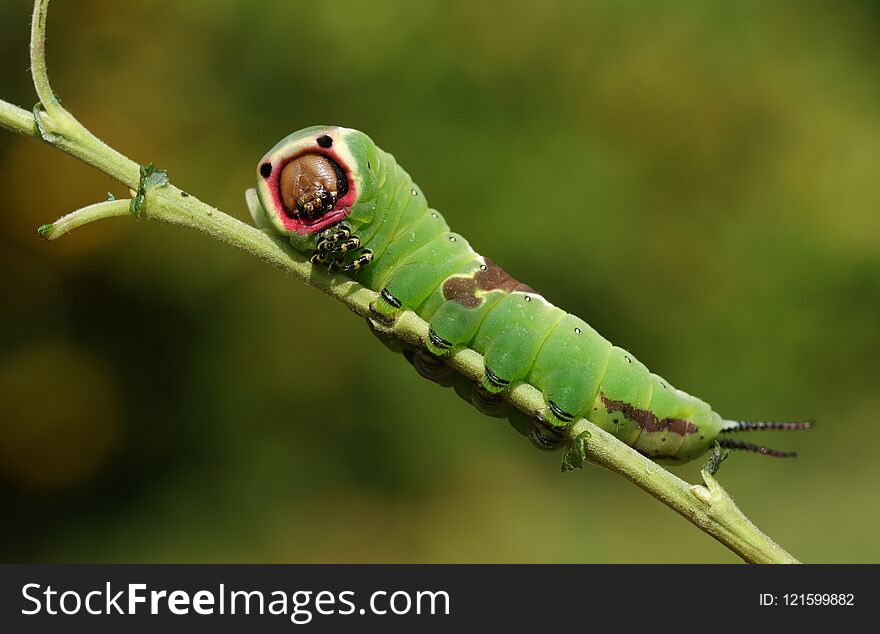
[255,126,381,250]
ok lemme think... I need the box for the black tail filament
[719,419,814,458]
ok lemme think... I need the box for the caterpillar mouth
[278,153,350,226]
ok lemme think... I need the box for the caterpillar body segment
[252,126,809,465]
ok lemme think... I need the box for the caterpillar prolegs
[247,126,812,465]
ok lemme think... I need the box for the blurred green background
[1,0,878,563]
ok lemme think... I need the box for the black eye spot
[317,135,333,148]
[260,163,272,178]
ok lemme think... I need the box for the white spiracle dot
[574,327,582,335]
[411,188,418,196]
[431,213,438,218]
[479,264,487,270]
[624,355,632,364]
[449,236,456,242]
[524,296,531,302]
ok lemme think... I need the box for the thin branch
[0,0,800,564]
[30,0,57,113]
[0,100,39,137]
[39,198,132,240]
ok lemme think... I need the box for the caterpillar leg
[473,293,565,395]
[370,232,474,325]
[364,316,404,353]
[311,237,373,274]
[424,291,505,357]
[370,288,404,326]
[470,384,508,418]
[317,223,351,248]
[507,409,566,451]
[329,249,373,272]
[446,372,509,418]
[310,251,335,265]
[540,366,595,427]
[319,235,359,254]
[309,223,374,273]
[530,418,567,451]
[529,314,613,427]
[370,262,450,324]
[403,348,455,387]
[480,327,537,394]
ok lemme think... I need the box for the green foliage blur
[1,0,878,563]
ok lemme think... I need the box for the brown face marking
[278,153,347,220]
[600,393,698,436]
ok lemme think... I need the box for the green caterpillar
[246,126,810,464]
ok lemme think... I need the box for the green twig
[0,99,38,137]
[0,0,799,564]
[38,199,132,240]
[30,0,57,111]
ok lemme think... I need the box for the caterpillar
[246,126,811,465]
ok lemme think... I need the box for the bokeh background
[1,0,878,563]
